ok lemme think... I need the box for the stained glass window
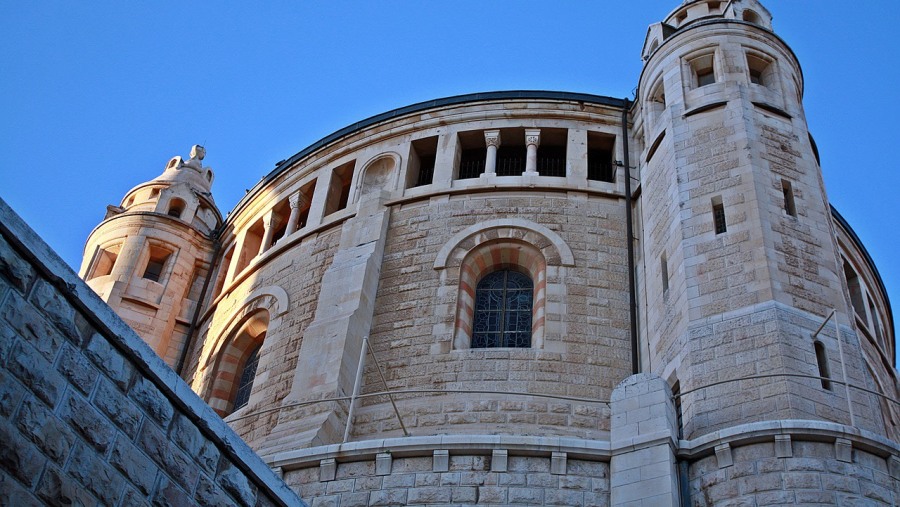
[232,344,261,411]
[472,270,532,348]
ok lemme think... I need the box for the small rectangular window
[843,260,865,320]
[324,160,355,215]
[588,132,615,182]
[456,131,487,180]
[536,128,567,177]
[746,53,774,88]
[782,179,797,217]
[409,136,438,188]
[689,53,716,88]
[712,197,727,234]
[142,246,172,283]
[88,245,120,280]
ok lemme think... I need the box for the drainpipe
[621,99,640,375]
[175,234,222,377]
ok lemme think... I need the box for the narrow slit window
[712,197,727,234]
[814,341,831,390]
[782,179,797,217]
[661,253,669,295]
[671,380,684,439]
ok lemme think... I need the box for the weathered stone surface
[85,332,134,390]
[0,234,35,293]
[16,396,76,464]
[195,474,239,507]
[7,339,65,407]
[1,470,43,507]
[131,376,174,429]
[30,279,81,343]
[217,460,257,507]
[61,390,116,453]
[2,292,66,362]
[0,368,26,418]
[111,434,159,496]
[67,443,126,506]
[37,464,99,507]
[171,413,220,474]
[138,421,200,493]
[0,413,46,488]
[153,476,193,507]
[94,376,144,438]
[56,342,99,394]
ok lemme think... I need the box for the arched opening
[472,269,533,348]
[454,239,546,350]
[167,198,186,218]
[208,309,270,415]
[742,9,760,24]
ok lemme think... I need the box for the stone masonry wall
[0,199,302,507]
[689,440,900,506]
[285,455,610,507]
[356,193,631,439]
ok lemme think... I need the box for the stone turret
[79,146,222,367]
[634,0,889,439]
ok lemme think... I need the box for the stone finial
[181,145,206,171]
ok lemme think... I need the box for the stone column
[284,191,309,237]
[259,210,281,255]
[483,130,501,176]
[525,129,541,175]
[610,373,679,507]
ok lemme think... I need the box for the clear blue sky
[2,2,898,351]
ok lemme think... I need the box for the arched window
[206,309,269,415]
[168,198,186,218]
[472,270,533,348]
[232,343,262,411]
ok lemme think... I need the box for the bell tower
[79,146,222,367]
[635,0,889,439]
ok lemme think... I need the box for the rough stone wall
[355,193,630,439]
[0,199,301,507]
[689,440,900,506]
[285,455,610,507]
[185,226,342,448]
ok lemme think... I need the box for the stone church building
[7,0,897,505]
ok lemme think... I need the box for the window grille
[472,270,533,348]
[713,202,727,234]
[232,345,261,411]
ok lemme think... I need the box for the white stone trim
[433,218,575,269]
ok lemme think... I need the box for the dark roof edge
[831,205,896,345]
[229,91,627,220]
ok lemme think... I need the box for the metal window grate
[472,270,532,349]
[713,203,727,234]
[233,345,261,411]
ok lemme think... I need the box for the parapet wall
[0,198,302,506]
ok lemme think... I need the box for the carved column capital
[484,130,502,148]
[525,129,541,147]
[289,191,310,209]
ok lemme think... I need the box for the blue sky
[2,2,898,350]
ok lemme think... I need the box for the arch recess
[205,285,288,368]
[354,151,402,202]
[434,218,575,270]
